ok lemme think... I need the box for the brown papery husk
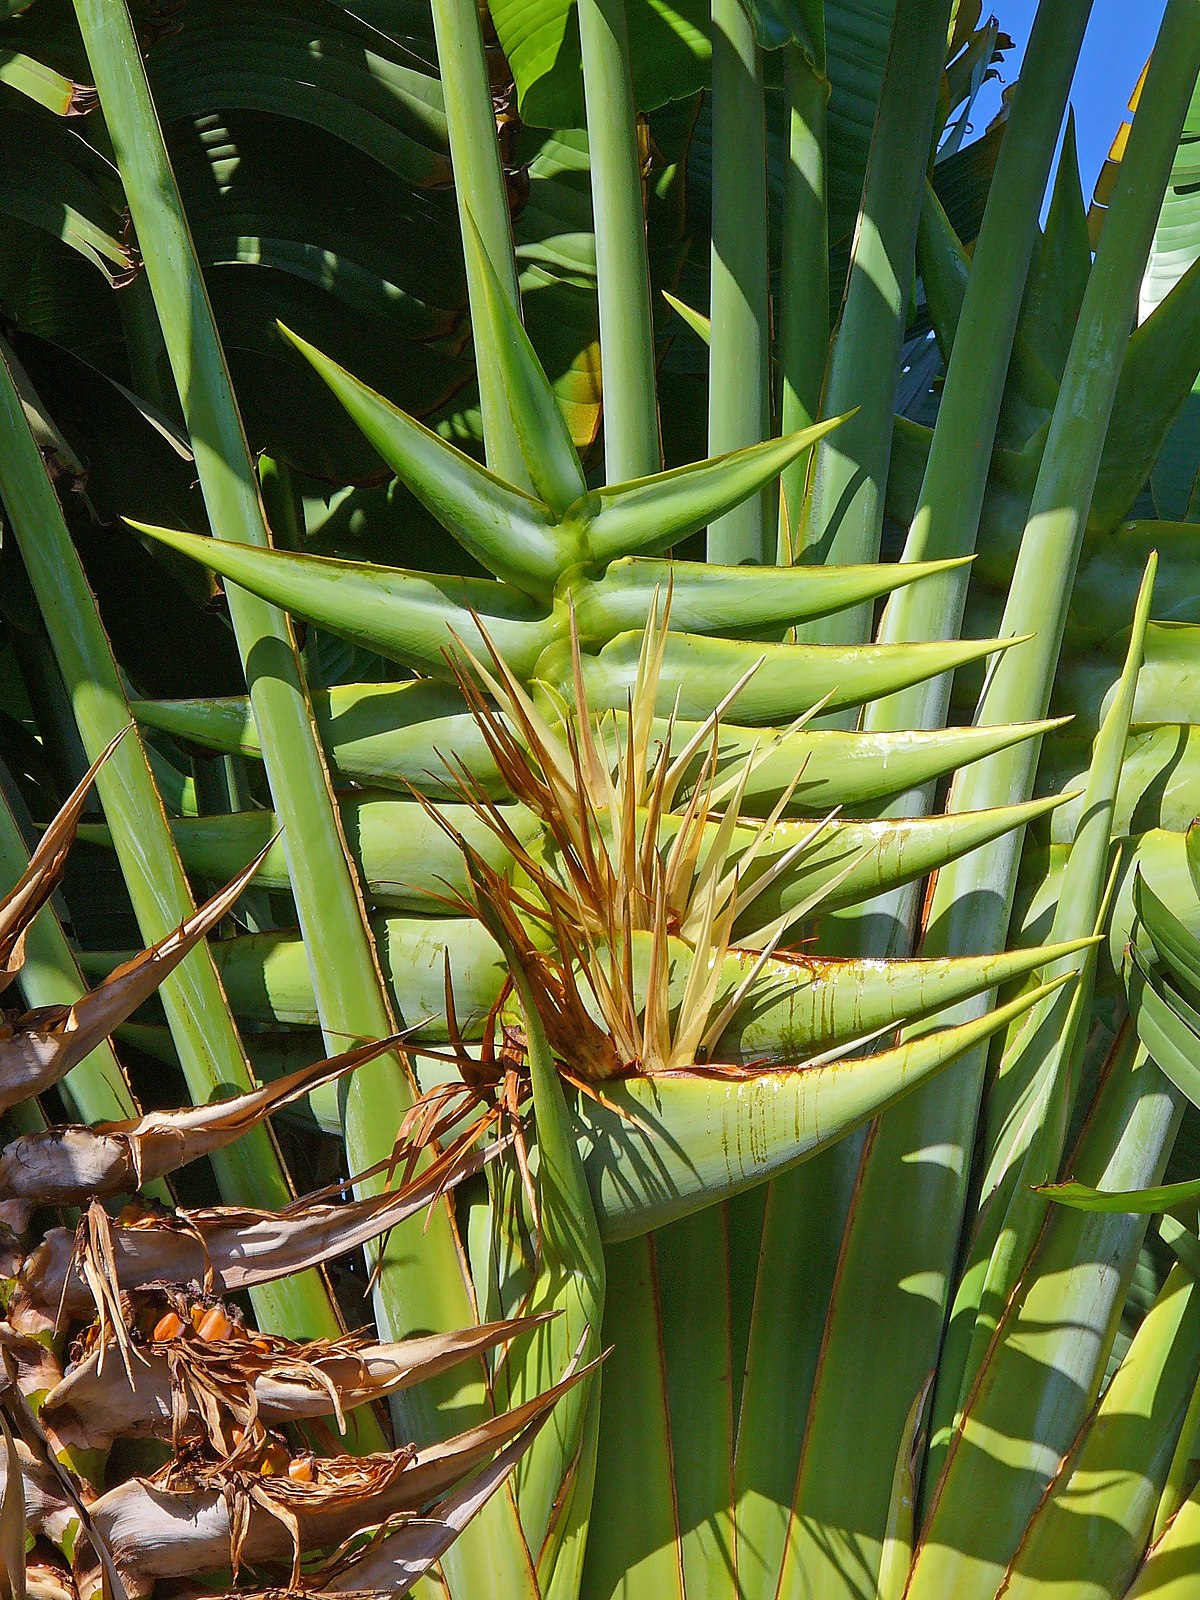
[83,1375,581,1593]
[43,1314,549,1450]
[12,1130,496,1328]
[0,1034,405,1206]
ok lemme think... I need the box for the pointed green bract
[280,323,568,592]
[131,686,1063,812]
[580,975,1076,1239]
[134,787,1071,926]
[552,630,1023,722]
[461,213,589,515]
[584,417,848,563]
[572,555,971,638]
[135,521,555,681]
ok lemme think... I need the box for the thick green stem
[782,10,1200,1595]
[870,0,1096,737]
[74,0,541,1577]
[706,0,771,563]
[0,343,323,1340]
[428,0,530,486]
[578,0,661,481]
[796,0,954,624]
[777,45,829,557]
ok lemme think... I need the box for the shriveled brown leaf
[14,1130,497,1328]
[0,1411,28,1600]
[0,841,272,1116]
[43,1314,549,1451]
[0,730,130,993]
[0,1035,403,1206]
[85,1353,596,1592]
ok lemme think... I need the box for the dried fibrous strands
[430,601,856,1079]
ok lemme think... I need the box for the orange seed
[196,1306,232,1342]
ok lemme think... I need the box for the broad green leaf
[1139,69,1200,522]
[1136,867,1200,1008]
[1126,943,1200,1110]
[739,0,823,54]
[489,0,710,127]
[146,2,452,188]
[1090,250,1200,532]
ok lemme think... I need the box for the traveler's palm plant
[4,0,1200,1597]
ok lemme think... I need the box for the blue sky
[974,1,1168,199]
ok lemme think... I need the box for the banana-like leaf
[134,521,555,681]
[146,2,452,188]
[130,683,1062,811]
[1110,829,1200,973]
[579,975,1075,1239]
[1090,250,1200,532]
[1136,866,1200,1005]
[1126,941,1200,1109]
